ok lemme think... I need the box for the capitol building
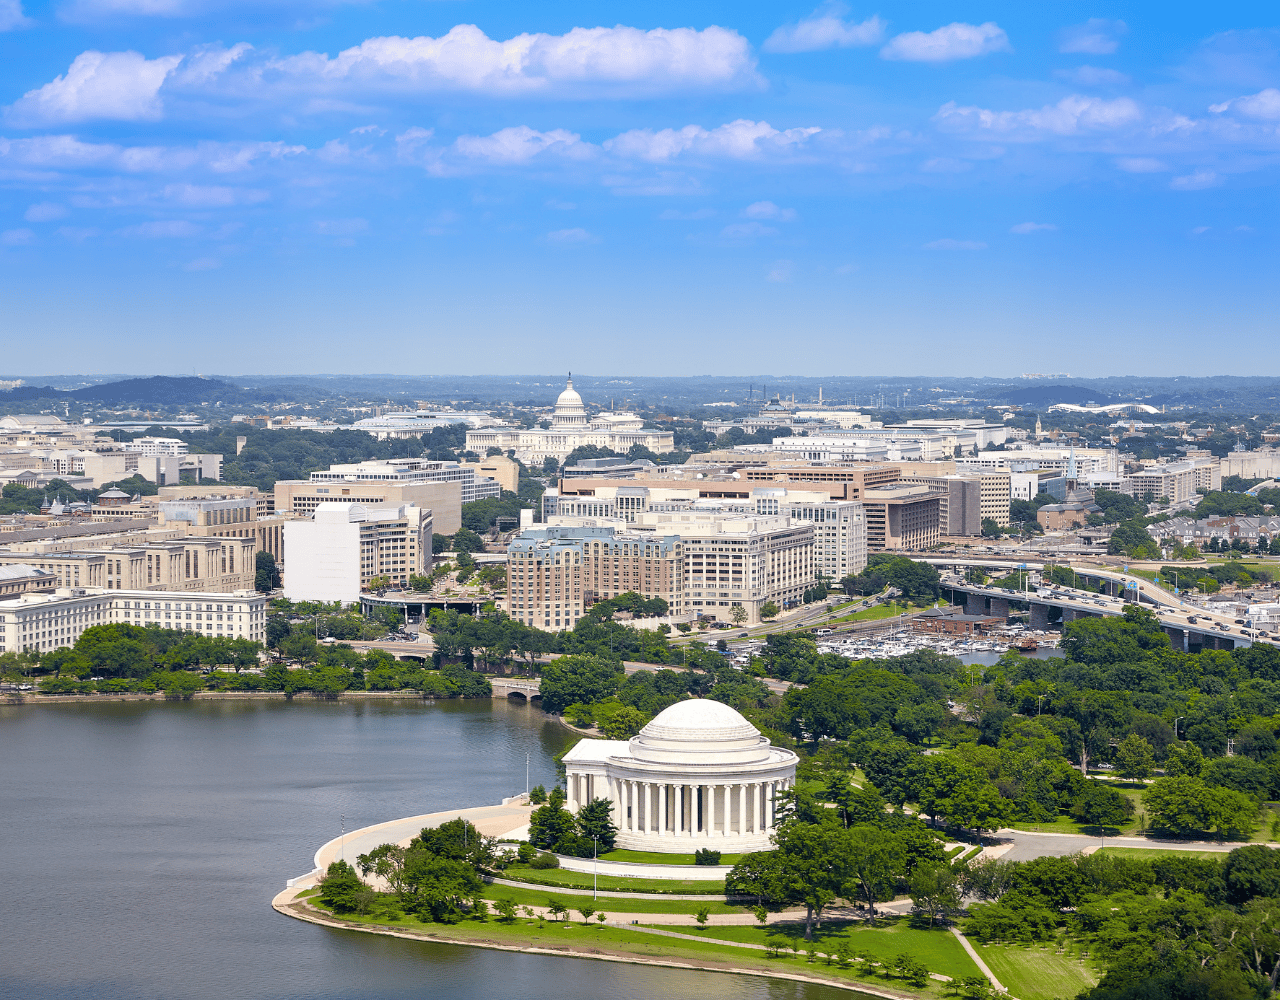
[465,376,675,467]
[561,699,797,853]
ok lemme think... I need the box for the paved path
[949,927,1005,992]
[992,828,1273,863]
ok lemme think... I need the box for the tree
[760,601,780,620]
[1144,776,1257,838]
[1222,844,1280,905]
[255,551,281,593]
[318,859,365,912]
[494,898,518,922]
[576,797,618,852]
[577,905,596,924]
[730,605,748,625]
[538,654,624,714]
[981,518,1002,538]
[910,863,962,926]
[1072,782,1135,829]
[1113,734,1156,780]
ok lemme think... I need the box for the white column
[641,782,649,835]
[708,784,716,837]
[736,783,746,835]
[660,783,668,836]
[675,783,684,836]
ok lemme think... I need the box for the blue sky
[0,1,1277,377]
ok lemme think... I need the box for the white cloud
[920,157,971,173]
[924,239,986,250]
[658,207,714,220]
[1,227,34,245]
[1010,222,1056,234]
[6,50,182,125]
[766,259,793,282]
[546,227,597,244]
[881,22,1010,62]
[0,0,31,30]
[270,24,757,98]
[163,183,266,206]
[742,200,795,221]
[0,134,305,174]
[184,256,220,271]
[455,126,591,164]
[604,119,820,162]
[1170,169,1221,191]
[119,219,201,237]
[313,218,367,236]
[351,124,385,136]
[25,202,68,222]
[763,3,884,53]
[1209,88,1280,120]
[1059,19,1127,56]
[1116,157,1167,173]
[720,221,777,241]
[1191,226,1210,234]
[934,95,1141,137]
[57,226,98,241]
[1055,65,1130,87]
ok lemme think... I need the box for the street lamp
[593,835,599,901]
[1174,716,1183,740]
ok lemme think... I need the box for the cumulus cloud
[163,183,266,206]
[1,227,34,245]
[742,200,795,221]
[119,219,201,237]
[1209,88,1280,120]
[6,50,182,125]
[1059,19,1127,55]
[25,202,68,222]
[545,227,597,244]
[455,126,592,164]
[763,3,883,53]
[881,22,1010,62]
[1010,222,1056,234]
[270,24,758,98]
[924,238,986,250]
[934,95,1140,137]
[604,119,820,162]
[1055,65,1130,87]
[1116,157,1167,173]
[0,0,31,30]
[766,259,793,282]
[0,134,305,174]
[1170,169,1221,191]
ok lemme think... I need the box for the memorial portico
[561,699,797,854]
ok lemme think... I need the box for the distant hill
[4,376,244,407]
[1002,384,1111,407]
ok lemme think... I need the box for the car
[1235,619,1246,625]
[1187,616,1198,624]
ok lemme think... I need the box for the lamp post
[340,813,345,863]
[526,753,530,798]
[593,835,599,902]
[1174,716,1183,740]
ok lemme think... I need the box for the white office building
[308,459,501,505]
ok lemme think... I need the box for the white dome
[629,698,773,766]
[556,379,583,409]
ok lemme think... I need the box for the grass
[482,882,744,914]
[688,917,982,981]
[975,941,1097,1000]
[828,601,917,625]
[1008,784,1148,838]
[1095,847,1225,861]
[600,848,745,866]
[301,901,947,995]
[500,866,725,894]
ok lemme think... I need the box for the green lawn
[975,941,1097,1000]
[1095,847,1225,861]
[500,866,725,894]
[828,601,916,625]
[689,917,982,981]
[482,883,744,914]
[601,848,745,866]
[303,903,946,995]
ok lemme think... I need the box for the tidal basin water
[0,697,857,1000]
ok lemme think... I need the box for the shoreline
[270,892,920,1000]
[1,689,526,706]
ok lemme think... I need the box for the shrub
[529,851,560,869]
[516,842,538,864]
[528,784,547,804]
[694,848,722,866]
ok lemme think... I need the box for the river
[0,698,854,1000]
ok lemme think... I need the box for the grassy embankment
[498,865,725,894]
[974,941,1097,1000]
[600,848,746,866]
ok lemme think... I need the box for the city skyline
[0,1,1276,374]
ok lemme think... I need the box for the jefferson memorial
[464,375,675,467]
[561,699,797,853]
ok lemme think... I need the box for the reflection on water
[0,698,854,1000]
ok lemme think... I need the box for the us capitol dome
[464,375,675,466]
[561,698,797,853]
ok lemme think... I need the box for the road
[993,828,1252,862]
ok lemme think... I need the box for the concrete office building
[0,586,266,653]
[1125,463,1199,504]
[862,485,942,551]
[273,459,490,534]
[0,535,256,593]
[460,455,520,494]
[283,503,432,604]
[121,437,189,456]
